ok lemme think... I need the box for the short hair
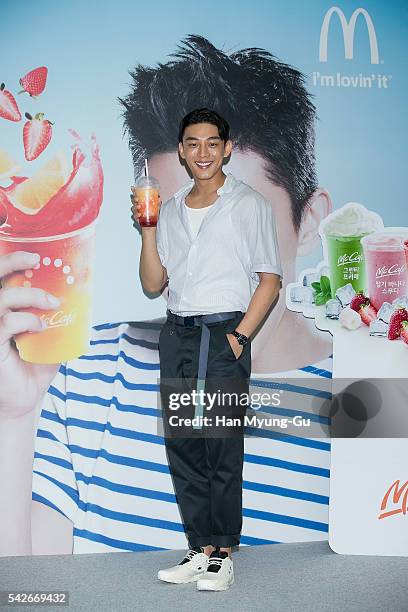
[119,35,318,231]
[178,108,230,143]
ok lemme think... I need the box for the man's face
[178,122,232,183]
[150,148,299,286]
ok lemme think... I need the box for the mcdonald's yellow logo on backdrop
[319,6,379,64]
[378,480,408,520]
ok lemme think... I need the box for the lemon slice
[0,149,21,180]
[12,152,69,213]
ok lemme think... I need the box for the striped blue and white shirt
[32,319,332,554]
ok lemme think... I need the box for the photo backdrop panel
[0,0,406,556]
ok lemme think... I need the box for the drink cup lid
[135,175,159,189]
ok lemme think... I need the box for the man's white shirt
[156,173,283,316]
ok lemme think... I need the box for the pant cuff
[188,535,213,548]
[211,534,241,547]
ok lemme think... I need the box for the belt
[166,309,242,429]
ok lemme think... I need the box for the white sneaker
[157,547,209,584]
[196,550,234,591]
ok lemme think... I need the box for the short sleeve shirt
[156,173,282,315]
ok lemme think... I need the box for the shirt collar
[174,173,237,205]
[217,172,236,195]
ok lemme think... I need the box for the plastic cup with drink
[0,224,96,363]
[361,229,408,311]
[320,203,383,297]
[133,159,160,227]
[0,134,103,364]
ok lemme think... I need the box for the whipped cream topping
[321,202,383,238]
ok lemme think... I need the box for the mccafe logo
[40,310,76,329]
[319,6,379,64]
[337,252,362,267]
[378,479,408,520]
[376,263,407,279]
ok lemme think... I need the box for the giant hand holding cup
[0,133,103,365]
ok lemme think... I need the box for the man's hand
[130,187,162,230]
[131,187,168,292]
[0,251,61,418]
[226,333,244,359]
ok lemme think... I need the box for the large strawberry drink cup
[0,133,103,364]
[361,230,408,311]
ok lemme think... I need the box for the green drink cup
[326,233,369,297]
[321,203,384,298]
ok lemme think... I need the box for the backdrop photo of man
[0,35,331,558]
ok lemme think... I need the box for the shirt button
[188,272,193,276]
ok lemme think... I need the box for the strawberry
[350,293,369,312]
[388,308,408,340]
[0,83,21,121]
[23,112,53,161]
[359,303,377,326]
[19,66,48,97]
[349,292,378,326]
[401,321,408,345]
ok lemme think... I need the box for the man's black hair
[178,108,230,143]
[119,34,318,231]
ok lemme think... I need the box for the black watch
[231,330,249,346]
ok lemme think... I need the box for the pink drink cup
[361,230,408,310]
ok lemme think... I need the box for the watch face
[233,331,247,345]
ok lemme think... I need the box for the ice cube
[302,271,320,287]
[302,286,316,304]
[369,319,388,337]
[325,298,342,319]
[376,301,395,324]
[290,285,305,303]
[339,306,361,330]
[392,295,408,310]
[335,283,356,308]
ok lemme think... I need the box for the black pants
[158,311,251,548]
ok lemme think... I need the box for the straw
[144,158,149,177]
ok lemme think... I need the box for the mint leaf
[315,293,327,306]
[320,275,331,293]
[311,281,321,291]
[314,288,332,306]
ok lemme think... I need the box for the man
[133,107,282,590]
[0,36,331,564]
